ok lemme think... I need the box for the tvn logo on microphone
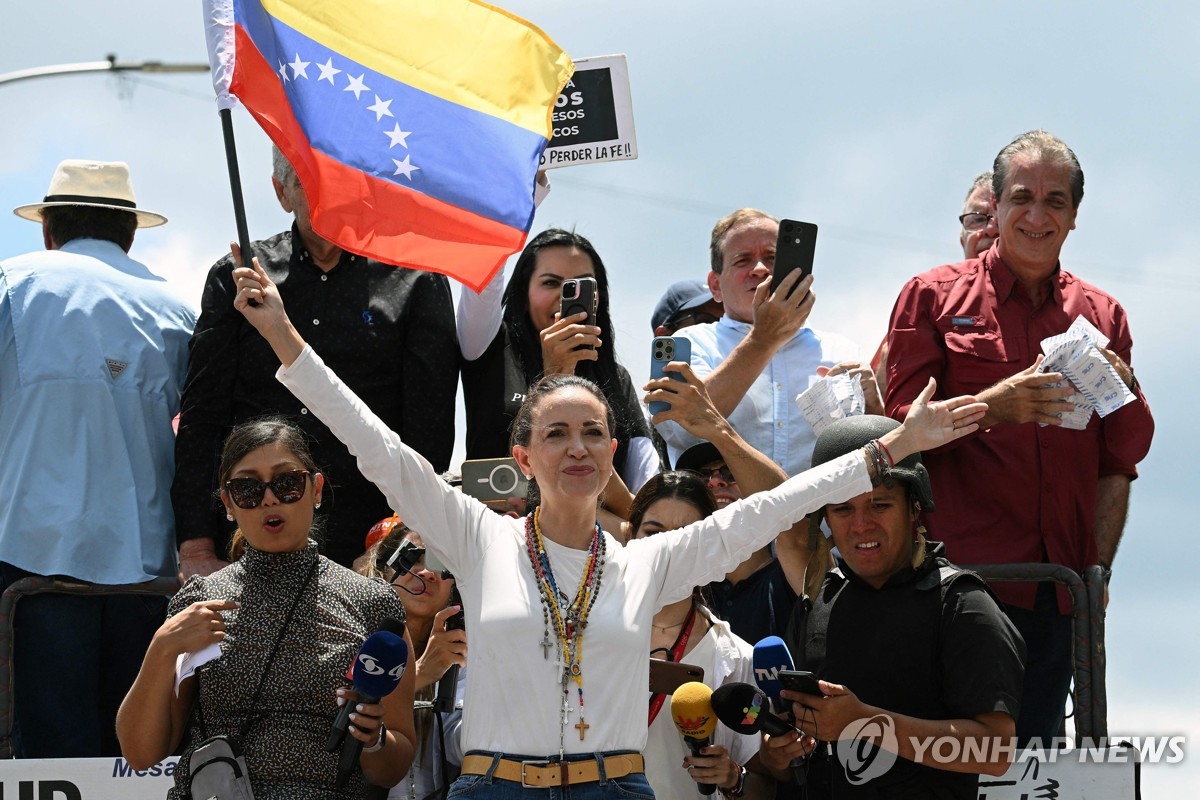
[357,652,405,680]
[754,665,786,683]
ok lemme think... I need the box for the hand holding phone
[559,277,599,350]
[771,219,818,298]
[648,336,693,416]
[778,669,822,697]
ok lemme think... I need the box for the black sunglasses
[225,469,311,509]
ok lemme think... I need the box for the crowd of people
[0,127,1153,799]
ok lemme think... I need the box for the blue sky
[2,1,1196,792]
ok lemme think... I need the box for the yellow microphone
[671,681,718,795]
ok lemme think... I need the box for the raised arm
[701,271,814,417]
[643,378,986,605]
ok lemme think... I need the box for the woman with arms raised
[230,255,985,798]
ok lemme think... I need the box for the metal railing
[0,576,179,759]
[963,563,1109,741]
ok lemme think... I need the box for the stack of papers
[1036,316,1136,429]
[796,372,865,436]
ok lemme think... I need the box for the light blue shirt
[0,239,196,583]
[656,316,861,476]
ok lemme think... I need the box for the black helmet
[810,416,935,512]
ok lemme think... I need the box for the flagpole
[219,107,255,266]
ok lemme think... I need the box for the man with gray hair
[884,130,1154,744]
[959,170,999,259]
[173,147,458,575]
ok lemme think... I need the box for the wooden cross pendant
[541,636,554,659]
[575,718,590,741]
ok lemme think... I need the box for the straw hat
[13,159,167,228]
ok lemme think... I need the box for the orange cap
[365,514,403,550]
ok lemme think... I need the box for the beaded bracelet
[864,440,891,485]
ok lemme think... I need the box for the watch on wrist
[720,761,747,798]
[363,722,387,754]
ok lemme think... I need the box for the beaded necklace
[524,507,606,756]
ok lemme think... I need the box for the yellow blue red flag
[204,0,573,290]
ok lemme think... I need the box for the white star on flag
[384,124,412,149]
[392,156,419,180]
[367,95,394,122]
[289,54,311,80]
[316,58,341,84]
[344,73,369,100]
[278,61,290,82]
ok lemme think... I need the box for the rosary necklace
[525,507,606,755]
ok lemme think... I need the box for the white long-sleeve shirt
[279,346,870,757]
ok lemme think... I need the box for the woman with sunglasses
[230,255,985,799]
[360,523,467,800]
[629,472,768,800]
[117,418,418,799]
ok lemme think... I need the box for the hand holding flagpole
[231,244,306,369]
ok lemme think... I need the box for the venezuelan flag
[204,0,573,290]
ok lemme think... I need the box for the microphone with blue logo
[752,635,795,718]
[327,618,408,786]
[750,637,809,787]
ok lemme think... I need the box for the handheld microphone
[711,682,796,737]
[671,681,718,796]
[752,636,795,717]
[332,622,408,787]
[712,682,809,788]
[327,618,408,752]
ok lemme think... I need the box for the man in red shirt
[884,130,1153,745]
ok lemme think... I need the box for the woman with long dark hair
[229,253,986,799]
[461,228,658,494]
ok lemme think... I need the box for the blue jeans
[1,562,168,757]
[1004,582,1073,748]
[450,752,654,800]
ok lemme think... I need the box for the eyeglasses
[225,469,310,509]
[689,464,736,485]
[958,212,995,232]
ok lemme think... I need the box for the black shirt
[172,228,458,567]
[461,326,650,474]
[706,558,797,646]
[786,543,1025,799]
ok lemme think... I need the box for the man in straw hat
[0,159,195,757]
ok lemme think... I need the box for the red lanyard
[647,603,699,726]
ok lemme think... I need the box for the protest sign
[541,54,636,169]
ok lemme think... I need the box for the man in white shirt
[655,208,870,476]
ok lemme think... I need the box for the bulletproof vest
[786,559,988,723]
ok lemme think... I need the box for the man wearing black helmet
[760,416,1025,799]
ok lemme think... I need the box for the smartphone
[778,669,822,696]
[771,219,818,297]
[649,659,705,695]
[648,336,693,416]
[560,277,599,349]
[461,457,528,506]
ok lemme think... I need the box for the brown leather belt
[460,753,645,788]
